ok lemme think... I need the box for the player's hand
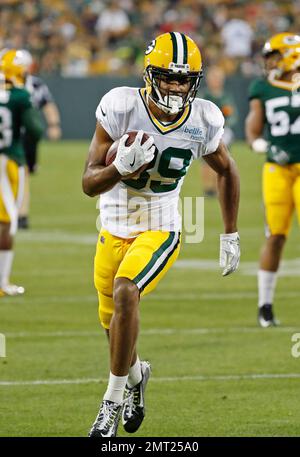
[113,130,155,176]
[219,232,240,276]
[251,138,268,154]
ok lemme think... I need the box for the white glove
[251,138,268,154]
[220,232,240,276]
[113,130,155,176]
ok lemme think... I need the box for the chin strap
[159,95,184,115]
[149,87,184,115]
[149,94,184,115]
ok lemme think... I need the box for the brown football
[105,131,151,178]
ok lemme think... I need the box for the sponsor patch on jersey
[183,125,205,141]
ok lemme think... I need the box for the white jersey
[96,86,224,238]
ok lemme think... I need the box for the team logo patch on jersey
[183,125,205,141]
[100,235,105,244]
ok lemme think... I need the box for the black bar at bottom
[0,437,300,454]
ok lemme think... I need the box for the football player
[246,33,300,327]
[0,49,43,295]
[83,32,240,437]
[16,50,62,230]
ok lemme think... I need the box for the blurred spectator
[221,4,254,58]
[0,0,298,78]
[95,0,131,47]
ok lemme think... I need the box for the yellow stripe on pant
[94,228,181,329]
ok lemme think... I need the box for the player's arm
[203,141,240,276]
[21,107,44,142]
[83,122,155,197]
[245,99,267,152]
[43,102,62,140]
[82,122,121,197]
[204,140,239,233]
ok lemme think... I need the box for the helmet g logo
[145,40,156,55]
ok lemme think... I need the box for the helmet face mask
[263,50,282,75]
[144,32,203,115]
[263,33,300,77]
[145,66,202,115]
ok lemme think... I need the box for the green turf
[0,140,299,437]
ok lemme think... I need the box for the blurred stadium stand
[1,0,299,138]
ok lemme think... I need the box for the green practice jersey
[248,78,300,164]
[0,86,43,165]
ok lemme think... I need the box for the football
[105,131,151,178]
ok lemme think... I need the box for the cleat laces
[125,388,140,419]
[92,399,125,433]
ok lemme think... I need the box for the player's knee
[0,222,13,249]
[268,234,286,249]
[113,278,139,315]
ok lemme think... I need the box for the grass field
[0,140,299,437]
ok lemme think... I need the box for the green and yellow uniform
[0,86,43,231]
[249,78,300,236]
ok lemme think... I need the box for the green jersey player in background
[0,49,43,296]
[16,49,62,230]
[246,33,300,327]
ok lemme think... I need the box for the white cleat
[0,284,25,296]
[89,400,124,437]
[122,360,151,433]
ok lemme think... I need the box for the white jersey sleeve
[197,99,225,156]
[95,87,136,141]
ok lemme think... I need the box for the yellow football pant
[263,162,300,236]
[94,228,181,329]
[0,155,25,235]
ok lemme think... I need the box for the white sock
[103,372,128,404]
[0,250,14,288]
[128,356,142,388]
[258,269,278,308]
